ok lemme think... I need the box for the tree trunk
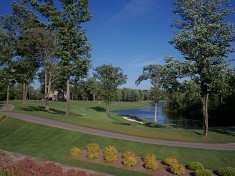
[154,101,158,124]
[48,77,52,99]
[22,83,27,104]
[202,93,209,137]
[66,79,70,115]
[93,93,96,101]
[6,84,10,106]
[45,72,49,110]
[106,102,109,112]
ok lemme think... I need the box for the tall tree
[94,64,127,112]
[171,0,234,136]
[11,1,42,104]
[136,65,166,124]
[34,27,59,110]
[32,0,92,115]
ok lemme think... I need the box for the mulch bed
[69,150,194,176]
[0,149,196,176]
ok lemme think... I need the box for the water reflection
[112,102,201,127]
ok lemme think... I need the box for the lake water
[112,102,201,126]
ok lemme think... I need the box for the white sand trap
[123,116,144,124]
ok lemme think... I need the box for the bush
[187,161,204,171]
[195,169,213,176]
[164,157,179,167]
[143,153,158,170]
[86,143,100,159]
[0,170,14,176]
[2,157,88,176]
[123,151,137,167]
[0,113,5,120]
[216,167,235,176]
[69,147,81,157]
[65,169,87,176]
[103,145,118,163]
[170,163,185,176]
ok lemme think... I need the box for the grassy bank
[0,117,234,176]
[9,100,235,143]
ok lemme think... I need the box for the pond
[112,102,201,126]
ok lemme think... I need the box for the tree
[11,1,42,104]
[136,64,166,124]
[85,77,101,101]
[32,0,92,115]
[35,27,59,110]
[171,0,234,136]
[94,64,127,111]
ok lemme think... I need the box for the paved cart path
[1,106,235,151]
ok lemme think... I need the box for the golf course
[0,100,234,175]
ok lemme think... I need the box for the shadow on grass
[19,106,83,117]
[210,127,235,137]
[20,106,65,115]
[112,122,131,126]
[89,106,105,112]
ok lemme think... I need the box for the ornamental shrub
[70,147,81,157]
[195,169,213,176]
[143,153,158,170]
[103,145,118,163]
[65,169,87,176]
[0,113,5,120]
[164,157,179,167]
[123,151,137,167]
[216,167,235,176]
[86,143,100,159]
[170,163,185,176]
[187,161,204,171]
[0,170,14,176]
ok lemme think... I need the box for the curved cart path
[2,111,235,151]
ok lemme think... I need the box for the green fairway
[0,117,234,176]
[9,100,235,143]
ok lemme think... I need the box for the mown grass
[0,117,234,176]
[9,100,235,143]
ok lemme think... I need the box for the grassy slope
[10,100,235,143]
[0,117,234,176]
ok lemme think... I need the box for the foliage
[0,170,15,176]
[216,167,235,176]
[69,147,81,157]
[164,157,179,167]
[31,0,92,115]
[171,0,235,136]
[187,161,204,171]
[143,153,158,170]
[195,169,213,176]
[103,145,118,163]
[86,143,100,160]
[94,64,127,111]
[136,64,168,123]
[170,163,185,176]
[3,157,87,176]
[0,113,5,120]
[123,151,137,167]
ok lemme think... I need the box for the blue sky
[0,0,235,90]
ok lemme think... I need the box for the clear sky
[0,0,235,90]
